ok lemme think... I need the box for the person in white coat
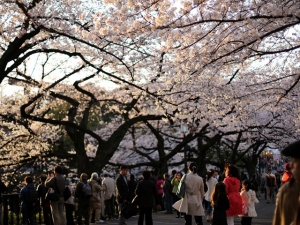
[102,173,116,220]
[204,170,218,222]
[173,162,205,225]
[239,179,259,225]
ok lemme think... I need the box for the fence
[2,193,43,225]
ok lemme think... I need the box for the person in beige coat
[272,140,300,225]
[173,162,205,225]
[102,173,116,220]
[89,172,104,224]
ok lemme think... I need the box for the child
[239,179,259,225]
[211,182,230,225]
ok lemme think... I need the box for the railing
[2,194,43,225]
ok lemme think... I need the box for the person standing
[135,170,159,225]
[173,162,205,225]
[273,140,300,225]
[37,174,53,225]
[75,173,92,225]
[102,173,116,220]
[20,176,36,225]
[116,165,129,225]
[127,174,137,203]
[64,178,75,225]
[204,170,218,222]
[45,165,66,225]
[223,164,243,225]
[0,176,7,225]
[89,173,104,224]
[162,173,172,214]
[211,182,230,225]
[171,172,182,218]
[239,179,259,225]
[156,175,165,211]
[265,167,276,203]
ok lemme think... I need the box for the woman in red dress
[223,164,243,225]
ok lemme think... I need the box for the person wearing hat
[273,141,300,225]
[281,163,292,184]
[264,167,276,203]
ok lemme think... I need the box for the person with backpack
[45,165,66,225]
[75,173,92,225]
[89,172,104,224]
[20,176,37,225]
[37,174,53,225]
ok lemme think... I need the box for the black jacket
[135,179,158,208]
[116,174,129,203]
[212,195,230,225]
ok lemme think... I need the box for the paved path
[99,197,275,225]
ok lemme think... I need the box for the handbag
[45,177,60,202]
[176,174,187,198]
[242,204,248,216]
[121,203,138,219]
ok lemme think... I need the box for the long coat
[273,179,300,225]
[172,172,205,216]
[116,174,129,203]
[89,179,102,209]
[223,176,243,216]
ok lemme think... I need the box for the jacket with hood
[223,176,243,216]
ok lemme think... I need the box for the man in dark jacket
[163,173,173,214]
[116,165,129,225]
[37,174,53,225]
[135,170,159,225]
[20,176,36,225]
[75,173,91,225]
[45,165,66,225]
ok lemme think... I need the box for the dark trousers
[157,194,165,210]
[241,217,252,225]
[65,203,75,225]
[105,195,115,219]
[172,194,181,216]
[77,202,90,225]
[164,194,173,214]
[138,207,153,225]
[184,214,203,225]
[22,207,35,225]
[42,205,53,225]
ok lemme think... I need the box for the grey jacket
[45,174,65,197]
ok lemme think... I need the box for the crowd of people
[0,141,300,225]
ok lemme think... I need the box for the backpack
[81,182,92,197]
[64,186,72,201]
[27,187,39,208]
